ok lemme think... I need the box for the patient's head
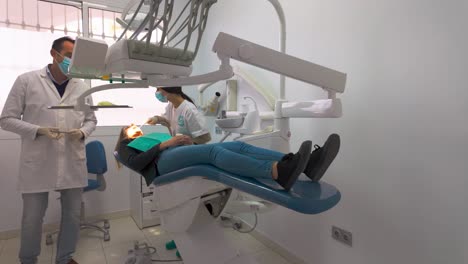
[116,124,143,145]
[125,124,143,139]
[114,124,144,169]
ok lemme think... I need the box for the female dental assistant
[147,86,211,144]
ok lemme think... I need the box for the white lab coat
[162,100,208,137]
[0,66,97,193]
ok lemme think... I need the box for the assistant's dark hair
[160,86,195,106]
[52,36,75,52]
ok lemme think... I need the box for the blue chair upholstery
[84,179,101,192]
[84,141,107,192]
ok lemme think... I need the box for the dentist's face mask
[155,91,168,103]
[54,50,71,75]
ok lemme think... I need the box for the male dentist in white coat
[0,36,97,264]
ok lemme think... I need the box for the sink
[215,117,244,128]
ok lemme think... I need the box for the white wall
[193,0,468,263]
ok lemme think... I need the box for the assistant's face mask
[54,50,71,75]
[155,91,168,103]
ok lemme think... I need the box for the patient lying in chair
[115,124,340,191]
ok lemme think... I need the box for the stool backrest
[86,140,107,175]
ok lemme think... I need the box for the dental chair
[114,152,340,264]
[46,140,110,245]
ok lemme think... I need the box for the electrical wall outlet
[332,226,353,247]
[215,126,223,134]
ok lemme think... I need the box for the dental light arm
[147,54,234,87]
[212,32,346,93]
[147,31,346,91]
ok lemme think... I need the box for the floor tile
[223,227,243,239]
[104,239,149,264]
[145,224,267,263]
[101,217,146,248]
[46,228,105,253]
[0,240,5,254]
[142,225,174,245]
[0,216,295,264]
[76,229,106,251]
[251,249,292,264]
[73,248,107,264]
[50,230,105,263]
[230,231,267,254]
[0,253,52,264]
[1,236,53,262]
[151,250,184,264]
[148,239,183,263]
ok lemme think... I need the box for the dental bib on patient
[127,132,172,152]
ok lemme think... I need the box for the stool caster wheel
[104,220,110,229]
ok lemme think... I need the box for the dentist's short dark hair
[52,36,75,52]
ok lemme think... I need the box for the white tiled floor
[0,216,292,264]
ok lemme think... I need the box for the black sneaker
[280,153,294,161]
[276,141,312,191]
[303,134,340,181]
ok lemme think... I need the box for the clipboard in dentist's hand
[127,132,172,152]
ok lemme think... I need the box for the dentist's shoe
[276,141,311,191]
[304,134,340,182]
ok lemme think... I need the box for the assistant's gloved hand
[37,127,62,140]
[68,129,84,141]
[146,116,159,125]
[147,116,171,129]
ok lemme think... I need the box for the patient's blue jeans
[157,141,285,178]
[19,188,82,264]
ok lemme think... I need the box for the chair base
[166,204,258,264]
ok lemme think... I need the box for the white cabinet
[129,169,161,229]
